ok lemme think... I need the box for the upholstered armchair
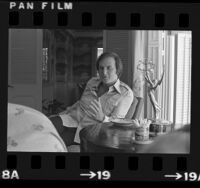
[125,97,144,119]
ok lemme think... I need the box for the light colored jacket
[59,77,134,143]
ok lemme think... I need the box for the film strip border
[0,1,199,181]
[7,2,198,29]
[3,154,189,180]
[9,11,190,28]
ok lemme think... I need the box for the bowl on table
[149,119,172,137]
[110,118,137,128]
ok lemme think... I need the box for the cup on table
[133,119,151,142]
[135,126,149,141]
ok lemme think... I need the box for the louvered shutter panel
[174,33,192,128]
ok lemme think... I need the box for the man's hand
[88,98,105,122]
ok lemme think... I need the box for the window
[42,48,48,81]
[174,33,191,127]
[158,31,192,128]
[97,47,103,58]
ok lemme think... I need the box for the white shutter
[174,33,192,128]
[146,31,191,128]
[166,35,175,122]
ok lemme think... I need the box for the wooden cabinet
[42,29,103,115]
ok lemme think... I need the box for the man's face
[98,57,118,85]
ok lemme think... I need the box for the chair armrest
[132,97,144,119]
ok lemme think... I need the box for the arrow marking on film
[80,171,96,179]
[164,173,182,180]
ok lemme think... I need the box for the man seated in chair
[50,52,134,148]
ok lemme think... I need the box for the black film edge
[0,1,199,182]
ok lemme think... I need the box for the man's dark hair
[96,52,123,78]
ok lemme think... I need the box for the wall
[103,30,133,87]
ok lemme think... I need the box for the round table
[79,122,154,153]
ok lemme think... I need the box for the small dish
[111,118,134,126]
